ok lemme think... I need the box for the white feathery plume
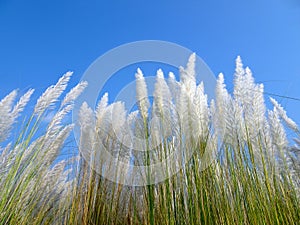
[11,89,34,118]
[125,111,140,153]
[0,143,12,178]
[111,102,132,163]
[179,53,196,94]
[127,110,139,126]
[250,83,266,135]
[268,108,288,150]
[46,81,88,139]
[186,53,196,78]
[210,98,216,123]
[270,97,299,132]
[79,102,95,156]
[96,96,118,142]
[0,90,33,142]
[176,54,202,145]
[135,68,149,120]
[46,104,73,138]
[96,92,109,113]
[0,143,11,162]
[151,69,173,146]
[193,82,209,138]
[168,72,180,103]
[33,159,73,209]
[153,69,166,104]
[225,99,245,145]
[0,90,17,109]
[110,101,126,136]
[232,61,266,140]
[98,104,114,138]
[244,67,255,89]
[233,56,246,103]
[178,84,191,140]
[96,92,109,128]
[34,71,73,115]
[79,102,95,131]
[215,72,245,145]
[46,81,88,138]
[238,67,266,141]
[153,69,172,118]
[242,67,256,108]
[216,73,229,103]
[46,82,87,138]
[94,93,109,151]
[94,101,129,165]
[42,160,67,190]
[183,80,209,143]
[260,119,274,158]
[0,90,17,141]
[100,102,126,156]
[61,81,88,107]
[43,124,74,167]
[267,107,292,179]
[235,55,244,77]
[215,73,230,136]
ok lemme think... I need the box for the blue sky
[0,0,300,128]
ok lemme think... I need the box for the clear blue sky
[0,0,300,126]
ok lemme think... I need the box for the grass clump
[0,56,299,224]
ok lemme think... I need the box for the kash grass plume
[135,68,150,120]
[34,71,72,115]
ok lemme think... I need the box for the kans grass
[0,55,299,224]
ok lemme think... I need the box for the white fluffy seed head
[135,68,149,120]
[34,71,73,115]
[270,97,299,132]
[61,81,88,107]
